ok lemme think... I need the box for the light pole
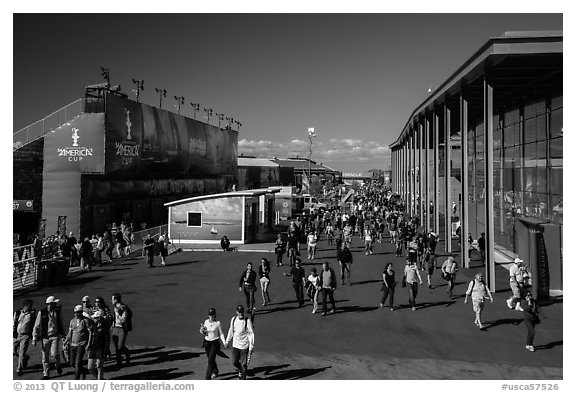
[190,103,200,120]
[307,127,316,194]
[131,79,144,102]
[216,113,225,128]
[155,88,167,108]
[100,67,110,87]
[174,96,185,114]
[226,117,234,129]
[204,108,213,125]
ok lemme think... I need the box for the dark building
[389,31,562,297]
[14,91,238,239]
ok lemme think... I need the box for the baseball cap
[45,296,60,304]
[82,295,90,302]
[236,305,245,313]
[73,305,83,312]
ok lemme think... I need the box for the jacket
[239,270,257,288]
[33,308,65,341]
[318,268,338,290]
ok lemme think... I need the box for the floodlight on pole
[100,67,110,87]
[174,96,185,114]
[216,113,226,128]
[190,103,200,120]
[155,88,167,108]
[131,79,144,102]
[203,108,214,124]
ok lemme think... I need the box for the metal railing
[13,99,85,150]
[13,244,39,291]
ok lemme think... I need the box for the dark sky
[13,13,562,171]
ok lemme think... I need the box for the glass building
[389,31,562,297]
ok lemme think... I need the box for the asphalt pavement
[13,234,563,380]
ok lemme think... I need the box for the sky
[12,13,562,172]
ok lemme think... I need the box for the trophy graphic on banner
[72,128,80,147]
[125,108,133,140]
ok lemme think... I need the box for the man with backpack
[225,305,255,380]
[111,293,132,368]
[33,296,65,379]
[14,299,36,376]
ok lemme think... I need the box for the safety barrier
[13,244,39,291]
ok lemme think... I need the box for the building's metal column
[444,104,452,253]
[460,93,470,268]
[433,110,440,235]
[407,132,412,216]
[418,121,423,225]
[411,129,416,217]
[484,78,496,291]
[424,116,430,231]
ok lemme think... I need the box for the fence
[13,244,39,291]
[13,99,85,150]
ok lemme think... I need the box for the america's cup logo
[72,128,80,147]
[125,108,132,140]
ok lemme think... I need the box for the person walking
[87,310,109,380]
[318,262,338,316]
[13,299,36,376]
[325,222,334,246]
[239,263,258,314]
[143,234,156,268]
[79,237,93,272]
[464,272,494,329]
[274,234,286,267]
[93,297,113,362]
[478,233,486,264]
[404,260,423,311]
[380,263,396,310]
[307,268,321,314]
[225,305,255,380]
[32,296,65,380]
[258,258,272,306]
[422,247,436,289]
[284,260,307,307]
[286,233,298,267]
[158,232,170,266]
[441,256,459,298]
[306,230,318,260]
[199,308,226,380]
[338,244,353,285]
[506,258,528,310]
[518,291,540,352]
[364,227,373,256]
[111,293,132,368]
[64,305,92,379]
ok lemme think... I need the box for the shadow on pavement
[534,340,563,350]
[114,367,193,380]
[336,305,379,314]
[483,318,523,330]
[128,348,203,367]
[351,279,381,286]
[161,261,202,268]
[219,363,331,380]
[415,300,457,310]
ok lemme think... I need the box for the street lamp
[190,103,200,120]
[101,67,110,87]
[204,108,214,124]
[131,79,144,102]
[174,96,185,114]
[307,127,316,193]
[155,88,167,108]
[216,113,225,128]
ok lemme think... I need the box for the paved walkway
[13,234,563,380]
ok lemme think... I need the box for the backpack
[124,305,133,332]
[232,316,248,334]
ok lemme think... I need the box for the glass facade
[468,95,563,255]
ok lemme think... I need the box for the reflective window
[550,108,563,139]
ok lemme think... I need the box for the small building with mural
[164,188,281,245]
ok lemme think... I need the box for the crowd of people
[14,182,543,380]
[13,292,132,380]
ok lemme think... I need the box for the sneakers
[42,375,49,380]
[16,370,23,376]
[56,365,63,375]
[321,312,327,316]
[411,307,416,311]
[380,303,384,308]
[329,309,335,314]
[526,345,535,352]
[506,298,514,309]
[515,303,523,312]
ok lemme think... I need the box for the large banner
[105,93,237,178]
[43,113,105,173]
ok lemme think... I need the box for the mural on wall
[170,197,243,242]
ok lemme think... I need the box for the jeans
[204,339,221,380]
[276,252,284,265]
[243,286,255,311]
[408,282,418,307]
[41,336,61,377]
[381,285,395,307]
[524,319,536,346]
[70,345,87,379]
[231,347,249,379]
[292,283,304,306]
[339,262,350,284]
[112,327,130,366]
[321,288,336,314]
[14,333,31,372]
